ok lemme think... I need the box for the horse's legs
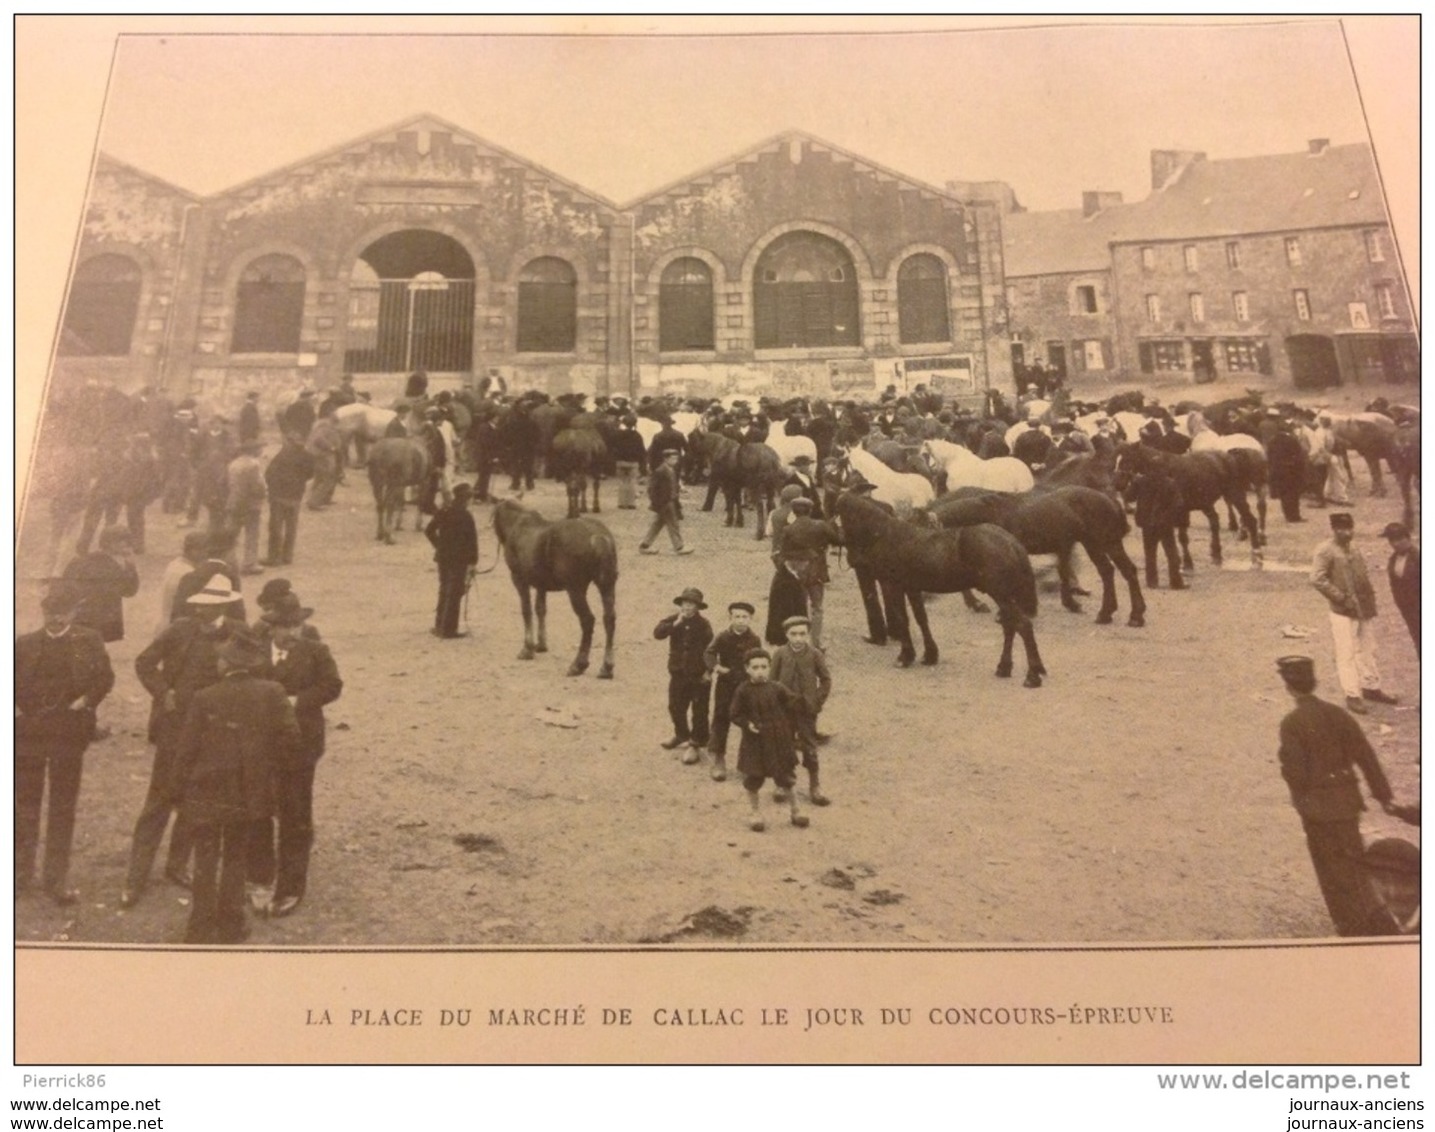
[1203,505,1223,566]
[1225,489,1262,565]
[702,479,720,512]
[1016,611,1047,687]
[907,591,939,666]
[1366,454,1387,497]
[1107,539,1146,626]
[566,475,581,520]
[1055,548,1083,613]
[565,586,594,676]
[1177,514,1195,572]
[754,487,768,541]
[591,475,601,514]
[1084,543,1119,624]
[732,485,746,529]
[995,605,1017,679]
[515,582,536,660]
[960,589,991,614]
[882,580,916,666]
[597,583,616,679]
[534,589,549,653]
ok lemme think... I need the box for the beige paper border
[12,14,1421,1066]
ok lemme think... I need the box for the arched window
[232,254,306,354]
[897,254,951,344]
[753,231,859,349]
[659,257,714,352]
[59,254,142,356]
[517,257,577,353]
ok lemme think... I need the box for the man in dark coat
[1382,522,1419,656]
[1129,462,1187,590]
[1266,419,1308,523]
[653,586,714,758]
[62,525,140,643]
[248,593,343,917]
[773,498,838,649]
[238,391,262,445]
[608,415,647,509]
[424,482,478,639]
[279,389,316,441]
[647,417,687,469]
[1275,655,1404,936]
[639,449,691,555]
[15,584,115,904]
[174,629,299,944]
[261,434,316,566]
[1012,419,1054,470]
[123,579,247,906]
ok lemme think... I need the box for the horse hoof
[1071,587,1092,597]
[1095,612,1114,625]
[566,664,588,677]
[597,666,614,680]
[1128,614,1145,628]
[995,665,1013,679]
[518,649,535,661]
[1062,602,1084,614]
[862,636,888,646]
[969,601,991,614]
[1023,673,1043,689]
[920,653,938,666]
[895,655,914,669]
[534,644,548,654]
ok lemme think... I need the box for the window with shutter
[897,254,950,344]
[753,231,859,349]
[659,258,714,351]
[232,254,306,354]
[517,257,577,352]
[59,254,143,357]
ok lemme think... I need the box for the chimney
[1150,149,1207,191]
[1308,138,1330,156]
[1082,190,1124,218]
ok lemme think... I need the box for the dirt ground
[13,376,1420,947]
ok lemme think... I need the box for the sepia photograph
[12,15,1419,1067]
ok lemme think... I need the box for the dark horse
[492,499,617,678]
[1114,444,1261,570]
[548,420,610,519]
[927,486,1147,628]
[695,432,785,538]
[833,492,1047,686]
[366,437,430,544]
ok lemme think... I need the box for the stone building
[49,118,1010,415]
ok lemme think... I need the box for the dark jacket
[1131,467,1186,532]
[265,441,317,502]
[62,552,140,643]
[255,633,343,765]
[425,503,478,567]
[648,462,679,511]
[1012,427,1054,469]
[238,401,262,444]
[609,428,647,466]
[654,612,713,679]
[1388,546,1419,622]
[15,626,115,743]
[1278,694,1392,823]
[134,616,247,743]
[175,671,300,826]
[1266,430,1307,495]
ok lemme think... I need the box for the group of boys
[654,589,830,831]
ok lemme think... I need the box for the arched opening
[58,254,142,357]
[659,257,714,352]
[753,231,859,349]
[345,230,475,373]
[231,253,306,354]
[517,257,577,353]
[897,254,951,344]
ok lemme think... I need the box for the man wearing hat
[261,430,316,567]
[1381,522,1420,656]
[1274,654,1406,936]
[15,585,115,904]
[1267,416,1309,524]
[1012,417,1054,470]
[424,482,478,639]
[279,388,317,442]
[773,497,839,650]
[225,437,268,575]
[61,525,140,643]
[304,402,345,510]
[640,449,691,555]
[783,453,822,516]
[248,593,343,918]
[124,577,248,906]
[1310,513,1397,713]
[609,414,647,509]
[173,629,300,944]
[653,587,714,758]
[171,528,247,623]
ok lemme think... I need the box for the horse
[1037,451,1117,496]
[839,444,935,509]
[366,437,430,544]
[491,499,617,679]
[765,432,819,472]
[1114,444,1261,569]
[1188,426,1269,541]
[1323,411,1403,498]
[920,438,1034,494]
[833,492,1047,686]
[927,486,1147,627]
[334,402,399,467]
[549,421,611,518]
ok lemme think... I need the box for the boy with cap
[730,648,808,831]
[770,615,832,805]
[15,584,115,904]
[654,587,714,759]
[1274,654,1406,936]
[702,600,762,781]
[1381,521,1419,656]
[1310,513,1397,713]
[174,629,299,944]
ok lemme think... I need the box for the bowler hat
[728,601,756,615]
[256,578,293,609]
[790,497,814,511]
[1329,512,1355,531]
[1275,655,1315,683]
[41,583,83,615]
[1382,522,1411,540]
[260,592,313,627]
[673,587,708,609]
[1364,837,1420,876]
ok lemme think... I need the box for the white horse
[671,410,703,438]
[765,432,819,471]
[633,417,662,451]
[844,444,935,509]
[335,402,398,442]
[921,439,1034,494]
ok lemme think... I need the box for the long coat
[15,626,115,744]
[134,616,247,744]
[255,633,343,765]
[730,679,800,782]
[175,671,300,826]
[1278,694,1392,821]
[62,552,140,643]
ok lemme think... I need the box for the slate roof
[1002,142,1388,277]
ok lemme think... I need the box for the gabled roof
[1002,206,1132,278]
[1110,142,1386,243]
[211,112,618,209]
[95,153,201,201]
[622,129,968,212]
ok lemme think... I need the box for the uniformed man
[1275,655,1406,936]
[424,482,478,639]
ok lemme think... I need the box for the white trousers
[1328,613,1381,699]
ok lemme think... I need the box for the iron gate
[345,276,474,373]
